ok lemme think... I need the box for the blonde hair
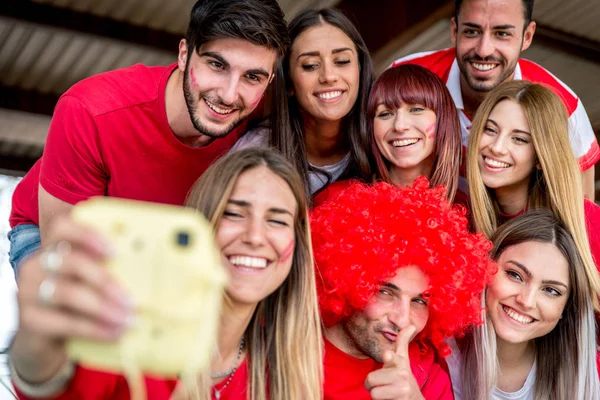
[179,148,323,399]
[461,211,600,400]
[466,80,600,306]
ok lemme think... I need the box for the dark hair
[186,0,289,59]
[368,64,461,202]
[270,8,374,198]
[455,0,534,27]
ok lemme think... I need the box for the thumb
[381,349,399,369]
[395,325,416,358]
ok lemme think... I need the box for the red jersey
[323,336,453,400]
[9,63,246,227]
[14,361,249,400]
[392,48,600,172]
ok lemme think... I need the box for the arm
[582,167,595,202]
[38,185,74,246]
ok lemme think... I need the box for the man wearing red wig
[311,178,496,399]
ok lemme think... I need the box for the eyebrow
[199,51,270,78]
[381,282,427,299]
[487,119,531,136]
[462,22,517,30]
[227,199,293,216]
[506,260,569,289]
[296,47,354,60]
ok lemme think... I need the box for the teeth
[503,306,533,324]
[316,91,342,100]
[484,157,510,168]
[472,63,497,71]
[205,99,234,115]
[392,138,419,147]
[228,256,268,269]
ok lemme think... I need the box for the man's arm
[582,167,595,202]
[38,185,74,245]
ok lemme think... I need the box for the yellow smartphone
[67,197,227,379]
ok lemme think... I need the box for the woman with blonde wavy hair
[448,210,600,400]
[466,80,600,303]
[9,148,323,400]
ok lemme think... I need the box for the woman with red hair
[314,64,462,207]
[311,178,496,399]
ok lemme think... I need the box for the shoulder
[412,345,454,400]
[518,59,579,114]
[63,63,174,116]
[230,122,270,152]
[390,48,455,79]
[312,179,358,209]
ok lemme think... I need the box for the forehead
[497,241,570,285]
[290,23,356,56]
[458,0,526,25]
[386,265,430,296]
[197,37,278,74]
[489,99,528,128]
[229,166,298,215]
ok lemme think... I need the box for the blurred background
[0,0,599,397]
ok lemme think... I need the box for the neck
[494,185,528,216]
[388,160,434,188]
[302,114,348,167]
[459,76,488,117]
[496,337,534,369]
[164,67,215,148]
[212,302,257,377]
[324,323,369,360]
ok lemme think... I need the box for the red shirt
[10,63,246,227]
[392,48,600,172]
[585,199,600,269]
[15,361,249,400]
[323,336,453,400]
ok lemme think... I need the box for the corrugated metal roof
[534,0,600,43]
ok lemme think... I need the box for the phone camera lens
[177,232,190,247]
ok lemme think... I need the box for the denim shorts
[7,224,41,279]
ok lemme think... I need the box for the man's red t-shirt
[10,63,246,228]
[323,336,453,400]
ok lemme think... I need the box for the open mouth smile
[204,99,236,115]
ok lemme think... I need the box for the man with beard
[310,179,496,399]
[392,0,599,201]
[7,0,288,276]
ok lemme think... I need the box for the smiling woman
[231,8,374,198]
[448,210,600,400]
[9,149,323,400]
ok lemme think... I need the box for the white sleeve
[229,125,270,153]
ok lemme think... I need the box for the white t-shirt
[446,338,536,400]
[231,125,350,194]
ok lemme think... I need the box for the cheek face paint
[189,67,198,87]
[279,239,295,263]
[426,123,436,139]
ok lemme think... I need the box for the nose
[393,112,410,133]
[475,33,495,59]
[242,217,266,247]
[488,134,508,155]
[216,75,240,106]
[387,296,411,330]
[515,286,536,309]
[318,61,338,84]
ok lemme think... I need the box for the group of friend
[6,0,600,399]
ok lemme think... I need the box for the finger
[381,350,400,369]
[19,250,132,312]
[395,325,416,358]
[369,383,413,400]
[20,302,126,342]
[364,367,412,393]
[44,215,113,259]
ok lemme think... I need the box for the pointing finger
[395,325,416,358]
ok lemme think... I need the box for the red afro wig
[310,178,496,355]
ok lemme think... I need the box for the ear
[536,162,542,170]
[178,39,189,72]
[451,17,458,46]
[521,21,536,52]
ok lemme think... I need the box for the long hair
[461,211,600,400]
[368,64,461,202]
[270,8,374,197]
[466,80,600,305]
[182,148,323,400]
[311,178,495,355]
